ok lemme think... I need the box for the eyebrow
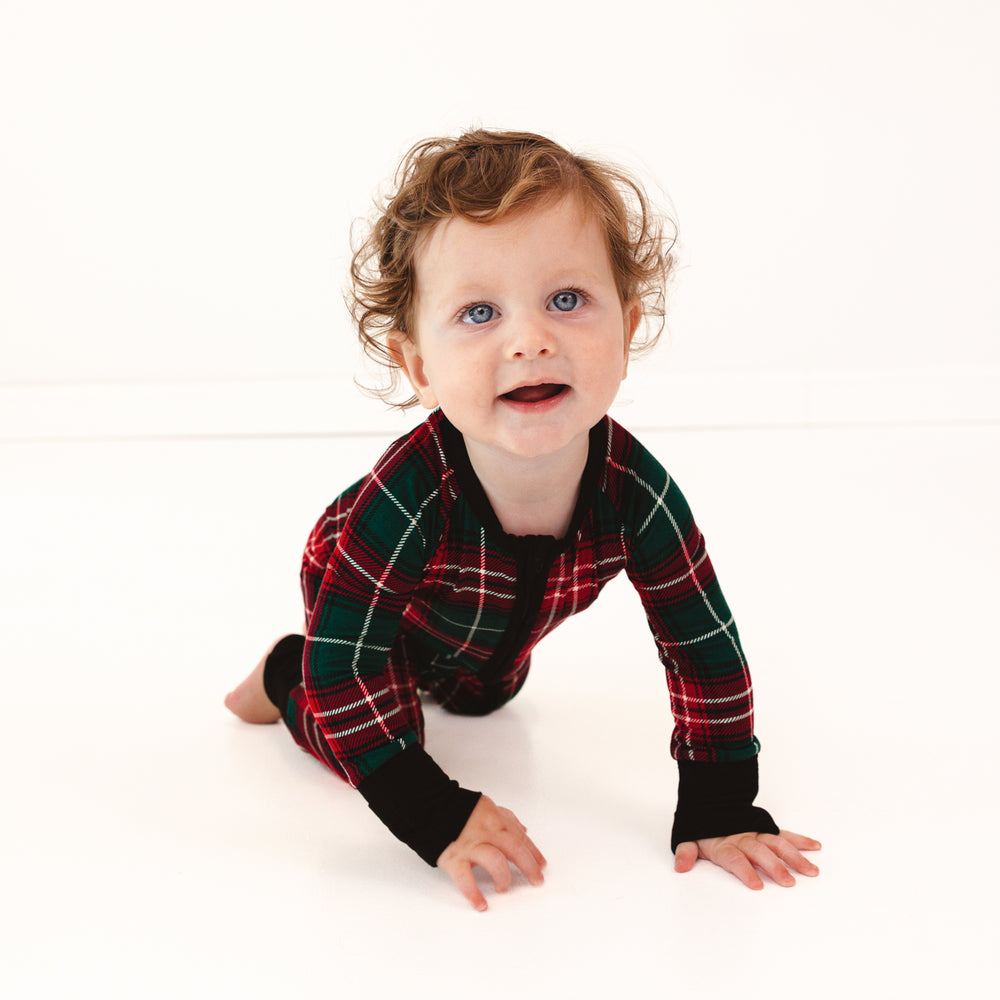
[433,269,610,302]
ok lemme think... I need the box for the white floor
[3,421,998,998]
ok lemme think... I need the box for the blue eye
[462,303,495,325]
[551,290,582,312]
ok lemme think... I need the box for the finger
[759,834,820,877]
[525,834,548,871]
[779,829,822,852]
[742,840,796,888]
[494,808,542,863]
[505,835,545,887]
[486,824,544,886]
[674,841,699,873]
[471,844,513,895]
[714,842,765,890]
[445,861,489,913]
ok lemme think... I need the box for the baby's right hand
[436,795,546,911]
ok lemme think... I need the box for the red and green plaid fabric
[299,409,761,788]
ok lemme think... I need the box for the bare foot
[224,645,281,724]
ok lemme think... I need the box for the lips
[501,383,568,403]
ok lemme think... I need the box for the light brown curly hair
[349,129,675,409]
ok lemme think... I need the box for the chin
[499,425,592,460]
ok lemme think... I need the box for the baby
[225,129,820,911]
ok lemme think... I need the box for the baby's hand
[674,829,821,889]
[436,795,547,912]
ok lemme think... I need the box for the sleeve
[302,442,481,864]
[619,437,779,847]
[303,465,427,784]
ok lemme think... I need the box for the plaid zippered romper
[270,408,777,862]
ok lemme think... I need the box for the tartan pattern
[297,409,759,788]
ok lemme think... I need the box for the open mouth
[501,383,569,404]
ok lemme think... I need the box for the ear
[387,331,439,409]
[620,297,642,379]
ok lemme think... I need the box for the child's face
[392,195,641,468]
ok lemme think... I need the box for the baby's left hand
[674,829,821,889]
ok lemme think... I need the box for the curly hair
[349,129,676,409]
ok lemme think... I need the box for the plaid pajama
[280,409,761,791]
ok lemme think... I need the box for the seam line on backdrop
[3,417,999,446]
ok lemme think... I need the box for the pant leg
[422,653,532,717]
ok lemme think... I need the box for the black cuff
[262,634,306,711]
[670,756,780,852]
[358,745,482,867]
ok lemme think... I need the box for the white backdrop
[3,5,1000,996]
[2,0,998,439]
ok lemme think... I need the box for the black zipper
[438,414,607,686]
[479,535,558,685]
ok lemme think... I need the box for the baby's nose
[508,318,556,358]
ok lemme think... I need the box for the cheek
[437,342,488,383]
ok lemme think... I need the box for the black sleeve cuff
[670,756,780,852]
[357,745,482,867]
